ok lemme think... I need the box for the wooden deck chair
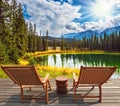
[73,66,117,102]
[1,65,51,104]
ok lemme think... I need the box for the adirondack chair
[1,65,51,104]
[73,66,117,102]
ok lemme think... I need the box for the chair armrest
[42,73,49,83]
[73,72,78,82]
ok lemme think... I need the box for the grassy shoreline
[26,50,120,58]
[1,50,120,78]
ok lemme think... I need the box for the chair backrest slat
[78,66,117,85]
[1,65,42,85]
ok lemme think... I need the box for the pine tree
[38,30,43,51]
[28,22,34,52]
[103,32,108,51]
[61,35,64,51]
[15,3,28,56]
[0,0,5,34]
[72,38,75,50]
[5,0,19,63]
[0,40,9,64]
[53,38,56,50]
[118,32,120,51]
[32,24,37,52]
[99,35,103,50]
[0,0,10,42]
[42,34,46,51]
[45,30,48,51]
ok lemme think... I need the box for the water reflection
[34,55,48,66]
[35,54,120,77]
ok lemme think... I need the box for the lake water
[35,53,120,78]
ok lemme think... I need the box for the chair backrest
[77,66,117,85]
[1,65,43,85]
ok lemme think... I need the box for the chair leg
[45,82,48,104]
[74,86,77,102]
[99,86,102,102]
[47,80,51,91]
[20,86,24,103]
[73,80,75,89]
[42,85,45,89]
[29,87,32,91]
[91,86,94,90]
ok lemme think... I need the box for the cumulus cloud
[80,14,120,32]
[79,0,120,32]
[18,0,120,36]
[18,0,80,37]
[65,22,84,32]
[112,0,120,7]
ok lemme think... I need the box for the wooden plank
[0,78,120,105]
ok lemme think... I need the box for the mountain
[62,26,120,40]
[74,30,100,39]
[101,26,120,36]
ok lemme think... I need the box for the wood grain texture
[0,78,120,105]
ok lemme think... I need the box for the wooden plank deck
[0,78,120,106]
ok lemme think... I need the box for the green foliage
[0,0,28,63]
[45,30,48,51]
[42,35,46,51]
[28,57,37,65]
[0,41,9,64]
[23,53,32,59]
[61,35,64,50]
[8,48,19,63]
[1,0,120,65]
[0,69,8,78]
[53,38,56,50]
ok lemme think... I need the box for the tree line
[0,0,120,64]
[71,32,120,52]
[0,0,49,63]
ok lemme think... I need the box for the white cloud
[18,0,120,36]
[65,22,84,32]
[80,14,120,32]
[111,0,120,7]
[78,0,120,32]
[18,0,80,37]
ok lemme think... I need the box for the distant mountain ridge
[63,26,120,40]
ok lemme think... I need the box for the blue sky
[18,0,120,37]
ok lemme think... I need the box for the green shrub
[0,41,9,64]
[28,57,37,65]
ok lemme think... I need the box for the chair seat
[1,65,51,104]
[73,66,117,102]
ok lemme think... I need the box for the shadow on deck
[0,78,120,106]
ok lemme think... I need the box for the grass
[0,70,8,78]
[0,64,79,78]
[1,49,119,78]
[36,64,79,78]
